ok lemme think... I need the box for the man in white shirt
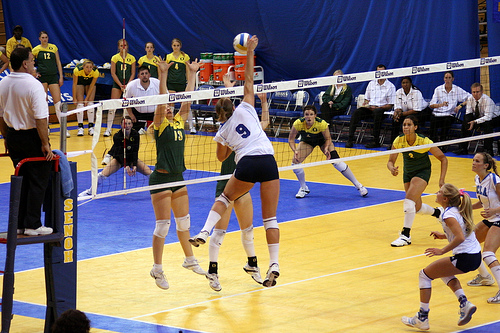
[455,83,498,155]
[346,64,395,149]
[124,65,160,133]
[0,47,54,236]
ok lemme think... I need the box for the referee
[0,47,54,236]
[124,65,161,133]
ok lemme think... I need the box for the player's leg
[260,178,280,287]
[392,177,427,247]
[106,88,121,136]
[483,225,500,303]
[171,187,205,275]
[234,193,263,284]
[190,176,253,246]
[150,190,172,289]
[75,85,85,136]
[324,141,367,196]
[48,83,67,137]
[468,221,495,286]
[206,207,231,292]
[85,85,96,135]
[292,142,313,198]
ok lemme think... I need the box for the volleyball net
[63,55,500,201]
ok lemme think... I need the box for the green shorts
[149,170,185,194]
[403,168,431,184]
[167,82,186,93]
[38,73,59,85]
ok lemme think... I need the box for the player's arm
[216,142,232,162]
[0,117,8,153]
[72,73,78,103]
[258,93,269,129]
[321,128,333,158]
[242,35,258,105]
[179,59,200,121]
[85,76,98,104]
[429,146,448,188]
[387,152,399,176]
[153,61,169,127]
[128,61,136,84]
[426,217,464,257]
[0,53,9,75]
[55,50,64,87]
[288,126,299,153]
[110,60,122,87]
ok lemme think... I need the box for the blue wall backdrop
[2,0,481,99]
[488,0,500,101]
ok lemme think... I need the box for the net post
[59,102,68,154]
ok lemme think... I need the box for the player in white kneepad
[153,219,170,238]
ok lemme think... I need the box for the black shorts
[234,155,279,183]
[482,219,500,228]
[302,136,325,148]
[450,253,481,273]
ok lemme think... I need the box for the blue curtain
[3,0,479,99]
[488,0,500,101]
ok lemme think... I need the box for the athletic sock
[268,243,279,265]
[292,164,307,188]
[201,210,221,234]
[153,263,163,272]
[417,203,434,215]
[490,265,500,285]
[478,261,490,277]
[334,163,362,188]
[401,227,411,238]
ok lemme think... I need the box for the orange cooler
[234,52,256,80]
[199,52,213,82]
[213,53,234,81]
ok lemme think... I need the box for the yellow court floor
[1,126,500,332]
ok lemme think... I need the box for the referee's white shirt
[464,93,498,124]
[0,72,48,130]
[430,84,470,117]
[125,78,160,114]
[365,79,396,108]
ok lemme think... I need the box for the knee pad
[333,161,348,173]
[215,193,231,208]
[441,276,457,286]
[153,219,170,238]
[263,217,279,230]
[175,214,190,232]
[404,199,416,214]
[419,269,433,289]
[330,150,340,159]
[241,225,254,244]
[210,229,226,247]
[483,251,498,266]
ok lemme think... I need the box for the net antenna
[122,18,127,189]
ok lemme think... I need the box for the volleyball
[233,33,251,54]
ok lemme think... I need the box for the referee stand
[0,154,78,332]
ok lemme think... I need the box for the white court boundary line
[132,253,426,319]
